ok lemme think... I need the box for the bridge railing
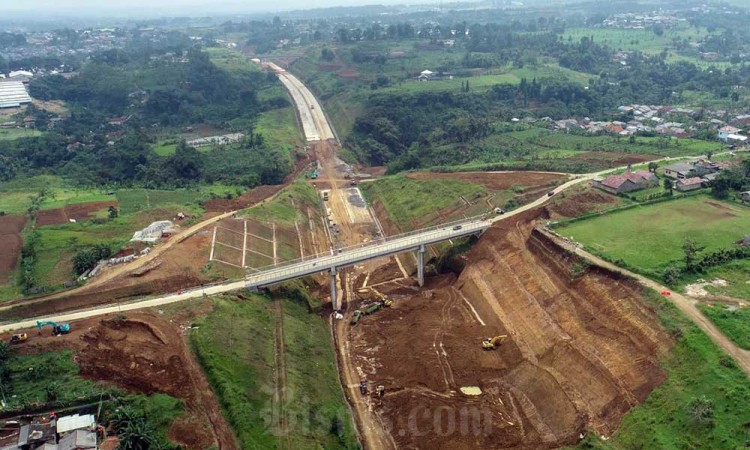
[243,215,489,280]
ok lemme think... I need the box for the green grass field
[0,128,42,141]
[242,179,318,226]
[0,176,115,215]
[556,196,750,276]
[190,294,358,449]
[577,290,750,449]
[115,189,205,215]
[698,304,750,350]
[254,106,303,156]
[206,47,262,74]
[360,174,485,228]
[562,26,708,54]
[2,349,113,411]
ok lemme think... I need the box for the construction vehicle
[36,320,70,336]
[364,302,383,315]
[9,333,27,344]
[350,310,364,325]
[482,335,508,350]
[359,380,368,395]
[371,289,393,307]
[377,385,385,398]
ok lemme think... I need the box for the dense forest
[0,47,291,188]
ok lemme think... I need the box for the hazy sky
[1,0,444,17]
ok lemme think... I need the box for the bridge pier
[417,245,425,287]
[330,267,339,311]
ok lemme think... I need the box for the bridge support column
[330,267,339,311]
[417,245,425,287]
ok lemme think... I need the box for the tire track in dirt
[272,299,291,450]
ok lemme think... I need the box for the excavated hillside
[349,210,673,449]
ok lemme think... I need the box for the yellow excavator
[370,289,393,307]
[482,335,507,350]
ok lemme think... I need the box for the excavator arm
[482,335,508,350]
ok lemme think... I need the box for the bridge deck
[244,217,490,289]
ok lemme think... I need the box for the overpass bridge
[241,216,490,309]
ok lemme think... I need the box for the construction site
[1,56,749,450]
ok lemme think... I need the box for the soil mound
[351,210,672,448]
[78,315,237,450]
[0,215,26,283]
[545,189,619,219]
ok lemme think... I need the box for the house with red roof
[594,169,659,195]
[675,177,704,192]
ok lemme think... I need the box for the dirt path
[539,227,750,377]
[272,299,291,450]
[334,271,396,450]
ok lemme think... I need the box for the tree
[648,161,659,173]
[0,342,9,363]
[663,178,673,193]
[682,238,705,272]
[73,244,112,275]
[662,266,681,285]
[108,206,118,220]
[165,141,204,182]
[321,47,335,61]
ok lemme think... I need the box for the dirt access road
[540,227,750,377]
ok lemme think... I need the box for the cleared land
[556,196,750,276]
[349,210,672,448]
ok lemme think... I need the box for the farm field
[561,26,709,54]
[0,128,42,140]
[191,293,358,450]
[556,196,750,277]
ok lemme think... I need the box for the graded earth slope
[349,210,672,449]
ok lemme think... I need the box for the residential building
[718,125,744,142]
[594,170,659,195]
[58,430,96,450]
[663,162,695,179]
[417,69,433,81]
[675,177,704,192]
